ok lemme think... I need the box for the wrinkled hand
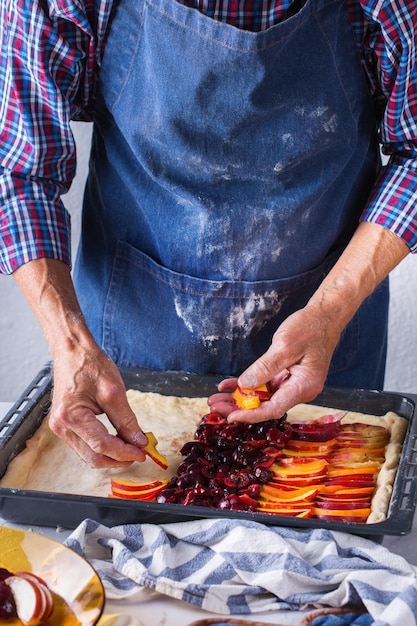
[48,345,148,468]
[13,258,149,469]
[208,303,341,424]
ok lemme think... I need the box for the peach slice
[315,498,372,510]
[110,490,162,501]
[271,476,326,487]
[329,450,384,464]
[110,478,169,500]
[282,448,330,459]
[325,476,376,488]
[259,485,319,502]
[271,459,328,477]
[232,384,271,409]
[257,504,313,516]
[326,464,380,477]
[312,506,371,522]
[318,485,375,497]
[286,438,338,450]
[110,478,169,492]
[142,432,168,469]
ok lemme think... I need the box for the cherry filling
[157,413,291,510]
[0,570,16,620]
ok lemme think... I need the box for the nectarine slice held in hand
[232,383,271,409]
[142,432,168,469]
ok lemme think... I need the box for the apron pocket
[103,240,345,376]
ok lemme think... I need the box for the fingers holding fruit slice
[142,432,168,469]
[207,377,240,416]
[208,378,275,416]
[210,373,297,424]
[232,383,271,410]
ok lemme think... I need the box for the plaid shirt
[1,0,417,273]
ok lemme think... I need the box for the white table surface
[1,401,416,626]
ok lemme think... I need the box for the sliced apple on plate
[6,572,53,625]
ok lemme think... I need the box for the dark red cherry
[0,581,17,619]
[0,569,12,582]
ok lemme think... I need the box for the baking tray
[0,363,417,537]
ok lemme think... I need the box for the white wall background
[1,122,417,401]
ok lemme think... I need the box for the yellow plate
[0,526,105,625]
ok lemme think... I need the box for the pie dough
[0,391,208,497]
[0,391,408,524]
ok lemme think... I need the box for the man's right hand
[14,258,149,468]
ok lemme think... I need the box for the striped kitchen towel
[65,518,417,625]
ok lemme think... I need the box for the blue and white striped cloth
[65,518,417,625]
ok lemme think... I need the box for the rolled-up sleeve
[360,0,417,252]
[0,0,111,273]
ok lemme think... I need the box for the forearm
[12,258,97,359]
[230,222,410,414]
[305,222,410,335]
[13,257,148,467]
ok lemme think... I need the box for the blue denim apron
[74,0,388,388]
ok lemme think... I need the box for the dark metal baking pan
[0,363,416,537]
